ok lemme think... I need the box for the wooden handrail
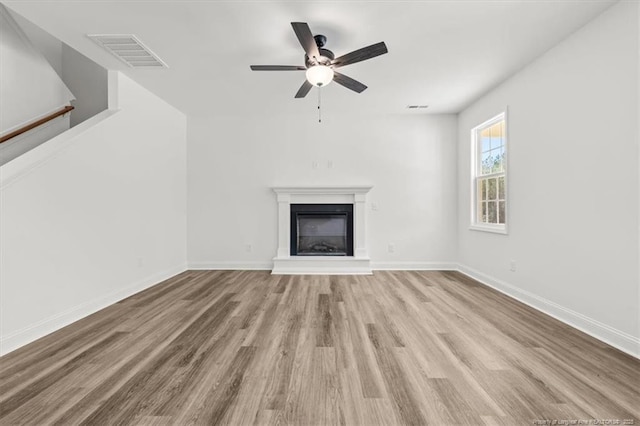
[0,105,74,144]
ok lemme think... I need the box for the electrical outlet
[371,203,379,211]
[245,244,253,252]
[327,160,334,169]
[312,161,319,169]
[510,260,516,272]
[137,257,144,268]
[388,243,395,253]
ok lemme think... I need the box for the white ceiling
[4,0,616,117]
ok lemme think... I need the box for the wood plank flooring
[1,270,638,425]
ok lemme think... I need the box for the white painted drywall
[7,7,63,77]
[637,0,640,349]
[9,8,108,128]
[0,72,188,355]
[187,112,458,269]
[62,44,108,127]
[457,1,639,355]
[0,4,73,135]
[0,114,70,166]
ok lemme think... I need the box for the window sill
[469,224,508,235]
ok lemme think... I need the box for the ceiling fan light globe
[306,65,334,87]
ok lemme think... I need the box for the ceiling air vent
[88,34,168,68]
[406,105,429,109]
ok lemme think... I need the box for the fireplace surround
[272,186,372,274]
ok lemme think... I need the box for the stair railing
[0,105,74,144]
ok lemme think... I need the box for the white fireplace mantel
[272,186,372,275]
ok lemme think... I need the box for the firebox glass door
[297,215,347,256]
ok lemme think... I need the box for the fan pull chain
[318,86,322,123]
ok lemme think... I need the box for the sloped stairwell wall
[0,4,75,165]
[9,8,108,129]
[0,71,188,355]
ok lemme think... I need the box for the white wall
[457,1,639,356]
[9,7,108,128]
[0,72,188,355]
[8,7,62,77]
[637,0,640,349]
[0,114,70,166]
[187,113,458,270]
[0,4,73,135]
[62,44,108,127]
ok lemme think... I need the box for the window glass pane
[481,148,504,174]
[481,202,487,222]
[480,179,487,200]
[491,154,503,173]
[481,137,491,154]
[488,201,497,223]
[490,122,503,150]
[498,176,505,199]
[487,178,497,200]
[498,201,505,224]
[481,152,492,175]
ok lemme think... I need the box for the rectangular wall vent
[88,34,168,68]
[406,105,429,109]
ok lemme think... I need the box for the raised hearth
[272,186,372,274]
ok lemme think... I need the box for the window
[471,112,507,233]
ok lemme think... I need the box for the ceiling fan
[250,22,388,98]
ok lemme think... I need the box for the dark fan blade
[333,71,367,93]
[291,22,320,60]
[295,80,314,98]
[250,65,306,71]
[331,42,388,68]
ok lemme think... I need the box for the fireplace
[272,186,372,274]
[290,204,354,256]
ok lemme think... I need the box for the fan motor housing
[304,34,334,67]
[305,48,334,68]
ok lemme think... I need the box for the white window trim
[469,222,508,234]
[470,110,508,235]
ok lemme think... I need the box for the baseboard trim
[0,263,188,356]
[457,264,640,359]
[188,261,272,270]
[372,261,458,271]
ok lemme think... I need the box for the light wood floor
[1,271,638,425]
